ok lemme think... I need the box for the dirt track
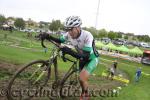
[0,61,20,100]
[0,61,129,100]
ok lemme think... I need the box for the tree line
[0,14,150,42]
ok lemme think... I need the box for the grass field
[0,30,150,100]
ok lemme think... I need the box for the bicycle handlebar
[41,39,77,63]
[41,39,60,48]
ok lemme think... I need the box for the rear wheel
[7,60,50,100]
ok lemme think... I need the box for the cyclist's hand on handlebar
[40,33,50,40]
[60,46,72,54]
[60,46,80,59]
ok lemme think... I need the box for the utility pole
[95,0,100,35]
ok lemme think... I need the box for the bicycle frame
[7,40,80,100]
[42,40,79,87]
[60,57,79,86]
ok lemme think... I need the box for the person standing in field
[135,67,142,82]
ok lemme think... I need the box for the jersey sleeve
[82,32,93,52]
[82,32,98,60]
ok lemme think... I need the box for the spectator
[135,67,142,82]
[9,26,13,33]
[112,59,118,75]
[113,59,118,70]
[107,67,115,80]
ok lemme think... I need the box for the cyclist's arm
[49,35,66,43]
[70,49,90,61]
[48,34,91,60]
[62,46,90,61]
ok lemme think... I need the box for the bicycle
[7,39,81,100]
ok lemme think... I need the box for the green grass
[96,55,150,100]
[0,45,50,64]
[0,30,150,100]
[0,30,43,49]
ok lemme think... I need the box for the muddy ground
[0,61,129,100]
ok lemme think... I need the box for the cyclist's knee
[79,69,89,82]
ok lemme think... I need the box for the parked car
[101,38,111,44]
[113,38,126,45]
[126,41,136,46]
[140,42,150,48]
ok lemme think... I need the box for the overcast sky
[0,0,150,35]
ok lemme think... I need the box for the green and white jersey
[60,30,97,60]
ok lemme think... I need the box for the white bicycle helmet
[64,16,82,29]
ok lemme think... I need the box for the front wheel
[59,71,81,99]
[7,60,50,100]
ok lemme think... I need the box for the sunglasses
[65,27,74,32]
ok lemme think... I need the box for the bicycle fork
[28,63,50,85]
[33,71,47,84]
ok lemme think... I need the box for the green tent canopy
[95,41,143,56]
[129,47,143,56]
[105,42,118,50]
[95,41,105,49]
[117,45,129,53]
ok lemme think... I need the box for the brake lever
[61,52,67,62]
[41,39,47,48]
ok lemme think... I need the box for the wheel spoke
[7,60,50,100]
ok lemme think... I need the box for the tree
[144,35,150,42]
[83,27,97,38]
[124,35,128,40]
[39,22,44,29]
[27,18,34,27]
[98,29,108,38]
[143,35,150,42]
[116,32,123,38]
[49,20,62,32]
[108,31,117,40]
[0,14,6,27]
[137,35,150,42]
[14,18,25,29]
[7,17,15,20]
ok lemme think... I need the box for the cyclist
[41,16,99,100]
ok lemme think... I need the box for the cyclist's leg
[79,58,99,98]
[79,69,90,93]
[79,69,90,100]
[79,59,86,71]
